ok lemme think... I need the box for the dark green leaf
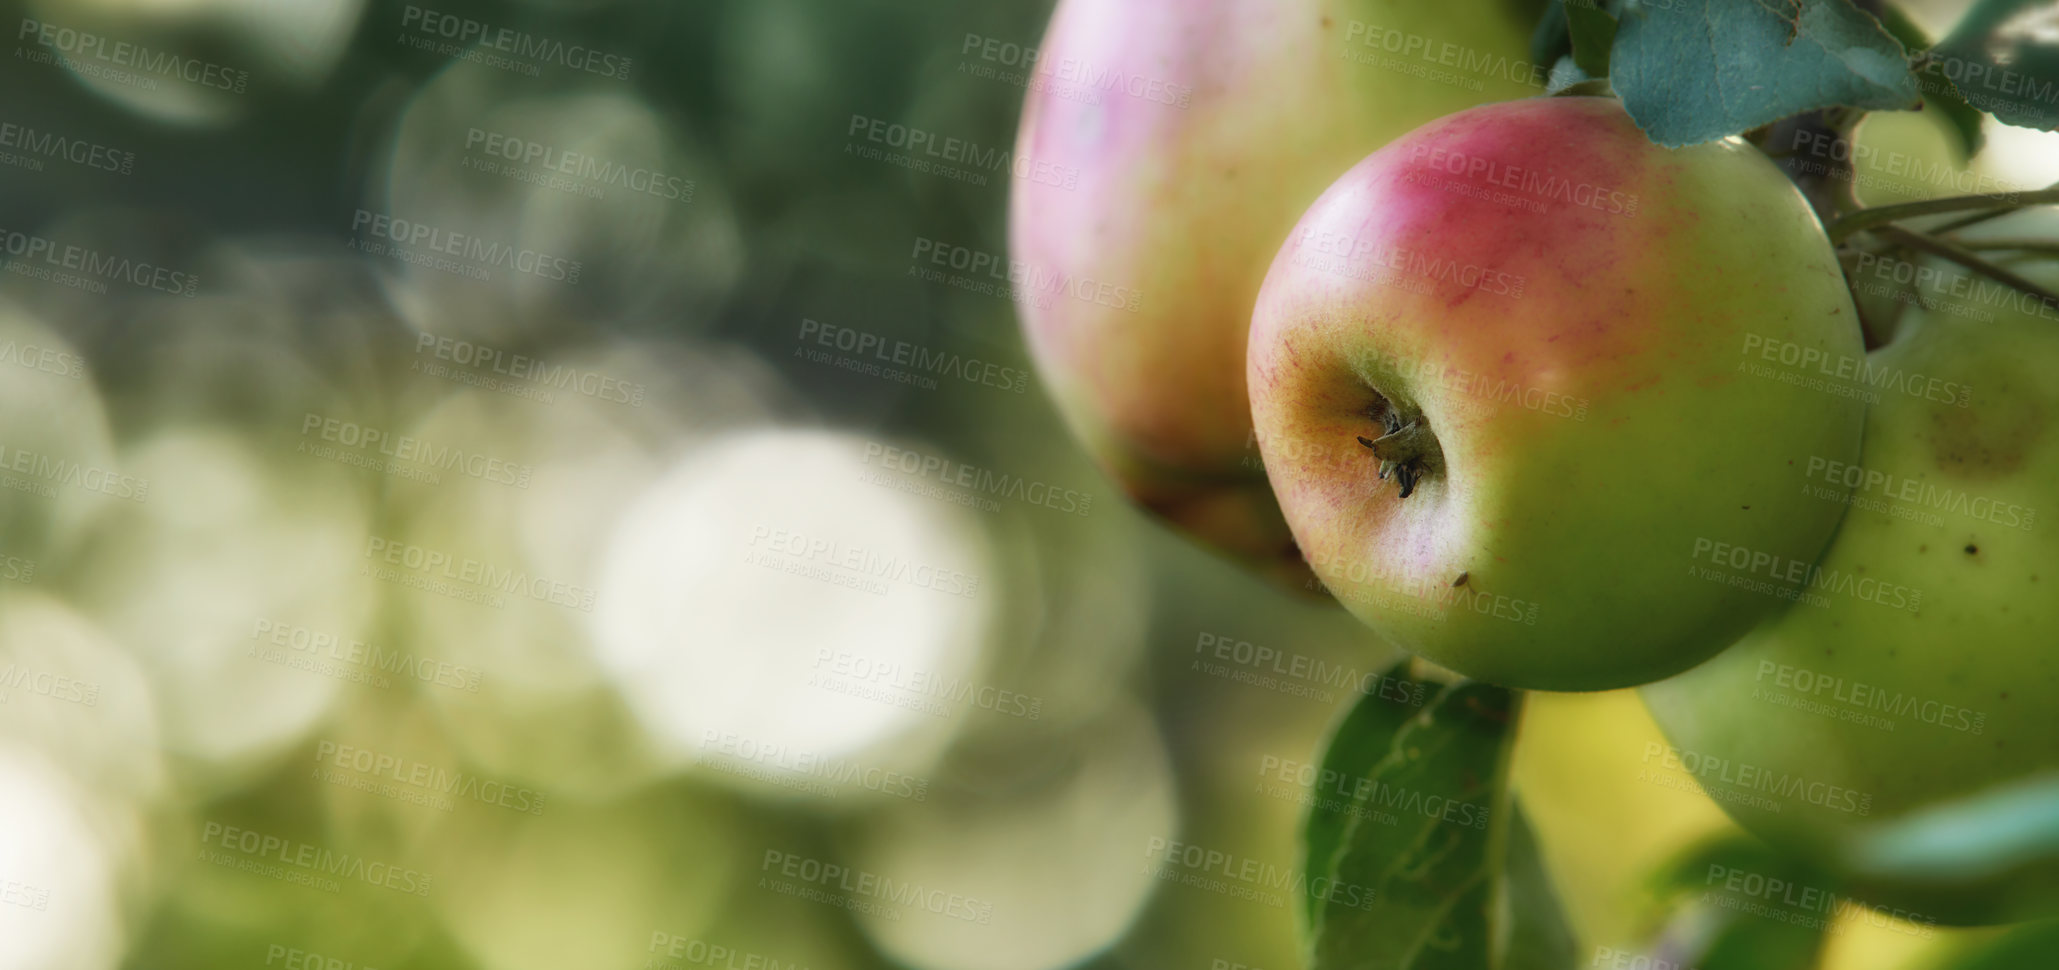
[1301,661,1432,929]
[1531,2,1573,76]
[1842,773,2059,884]
[1611,0,1922,146]
[1872,1,1934,51]
[1499,800,1578,970]
[1641,834,1834,970]
[1564,1,1619,78]
[1310,682,1519,970]
[1936,919,2059,969]
[1925,88,1989,160]
[1876,0,1987,157]
[1932,0,2059,131]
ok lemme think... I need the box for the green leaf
[1531,1,1573,76]
[1935,919,2059,969]
[1564,1,1619,78]
[1499,800,1578,970]
[1872,1,1934,52]
[1932,0,2059,131]
[1924,88,1989,160]
[1611,0,1922,146]
[1641,834,1834,970]
[1301,661,1432,929]
[1874,0,1987,157]
[1842,773,2059,884]
[1309,681,1519,970]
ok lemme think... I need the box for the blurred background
[0,1,2053,969]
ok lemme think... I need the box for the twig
[1926,180,2059,236]
[1949,238,2059,256]
[1866,224,2059,311]
[1826,188,2059,244]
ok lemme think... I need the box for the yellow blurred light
[0,745,130,970]
[69,429,375,785]
[429,784,739,970]
[373,61,742,342]
[842,701,1179,970]
[0,592,164,805]
[590,428,995,798]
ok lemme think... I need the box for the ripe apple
[1641,237,2059,924]
[1011,0,1542,587]
[1247,96,1866,690]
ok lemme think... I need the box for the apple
[1640,227,2059,924]
[1011,0,1543,587]
[1247,96,1866,690]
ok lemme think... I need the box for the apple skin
[1011,0,1542,588]
[1641,240,2059,924]
[1247,96,1866,690]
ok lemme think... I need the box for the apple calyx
[1356,402,1443,499]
